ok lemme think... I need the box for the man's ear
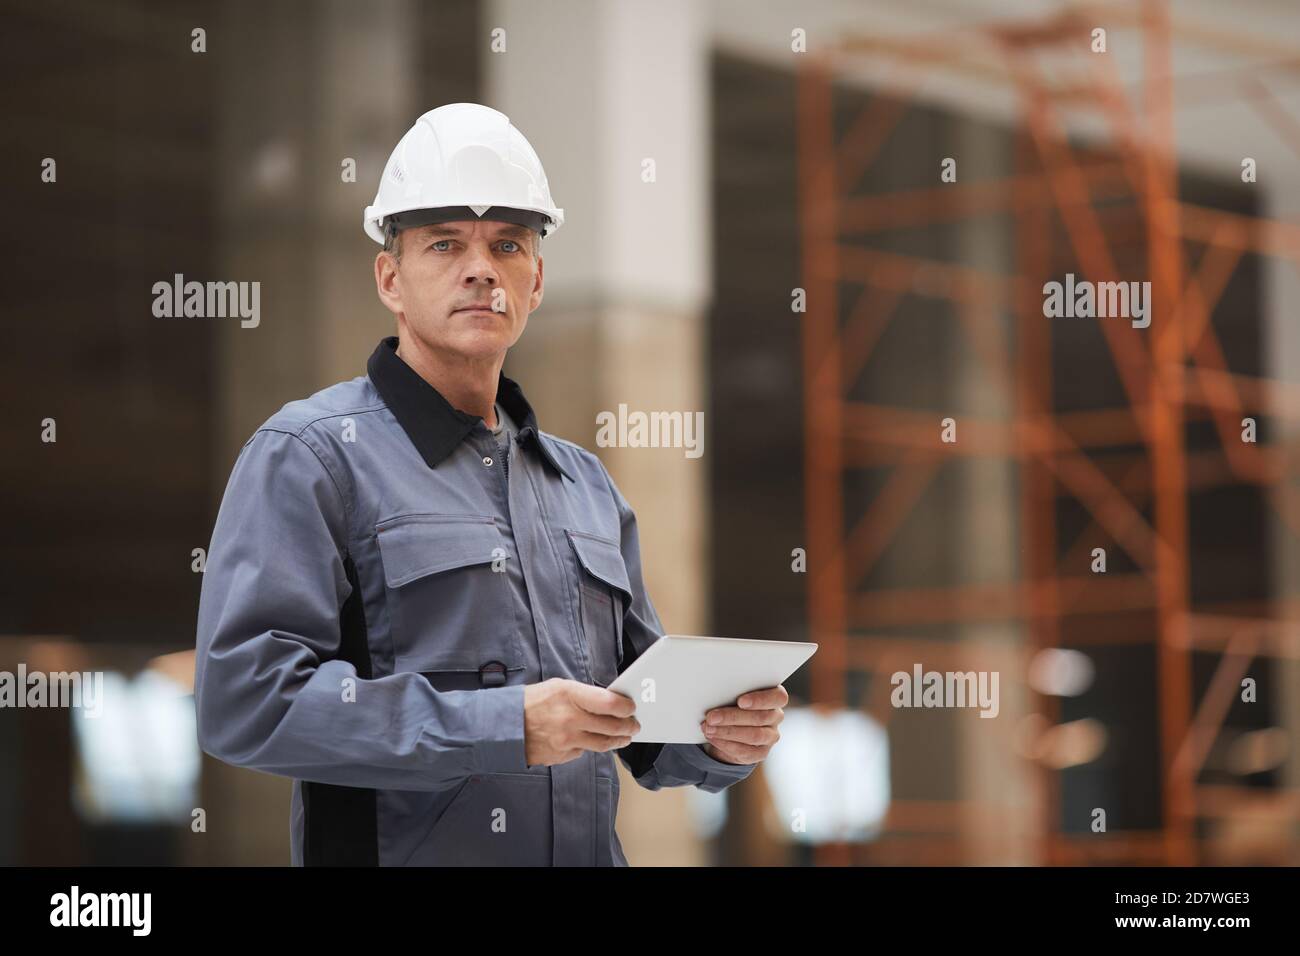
[375,251,402,316]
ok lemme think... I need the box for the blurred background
[2,0,1299,866]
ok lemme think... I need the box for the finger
[580,711,642,738]
[737,685,788,710]
[572,683,637,717]
[705,739,764,765]
[576,731,633,752]
[704,705,783,727]
[702,723,778,747]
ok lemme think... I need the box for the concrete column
[952,115,1033,864]
[488,0,714,865]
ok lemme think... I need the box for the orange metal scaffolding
[798,0,1300,866]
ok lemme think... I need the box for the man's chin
[445,329,516,360]
[402,315,518,360]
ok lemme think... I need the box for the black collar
[366,336,573,482]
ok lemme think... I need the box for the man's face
[374,218,543,362]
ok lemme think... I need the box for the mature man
[194,103,786,866]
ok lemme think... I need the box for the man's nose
[461,245,499,285]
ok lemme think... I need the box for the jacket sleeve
[599,464,756,793]
[194,428,525,791]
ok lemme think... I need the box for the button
[479,661,507,687]
[482,456,494,467]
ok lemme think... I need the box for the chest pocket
[565,529,632,687]
[376,513,523,681]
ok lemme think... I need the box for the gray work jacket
[193,336,754,866]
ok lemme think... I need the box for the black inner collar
[366,336,571,481]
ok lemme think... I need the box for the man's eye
[431,240,451,251]
[500,240,519,253]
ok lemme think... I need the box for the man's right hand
[523,678,641,767]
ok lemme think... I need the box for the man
[194,103,786,866]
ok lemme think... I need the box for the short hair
[382,223,539,264]
[383,222,404,261]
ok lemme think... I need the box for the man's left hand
[700,684,787,765]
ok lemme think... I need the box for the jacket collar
[366,336,573,482]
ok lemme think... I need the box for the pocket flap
[377,513,503,588]
[566,530,632,601]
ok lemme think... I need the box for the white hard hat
[363,103,564,244]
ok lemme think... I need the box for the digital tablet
[606,634,818,744]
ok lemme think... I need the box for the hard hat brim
[383,205,553,237]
